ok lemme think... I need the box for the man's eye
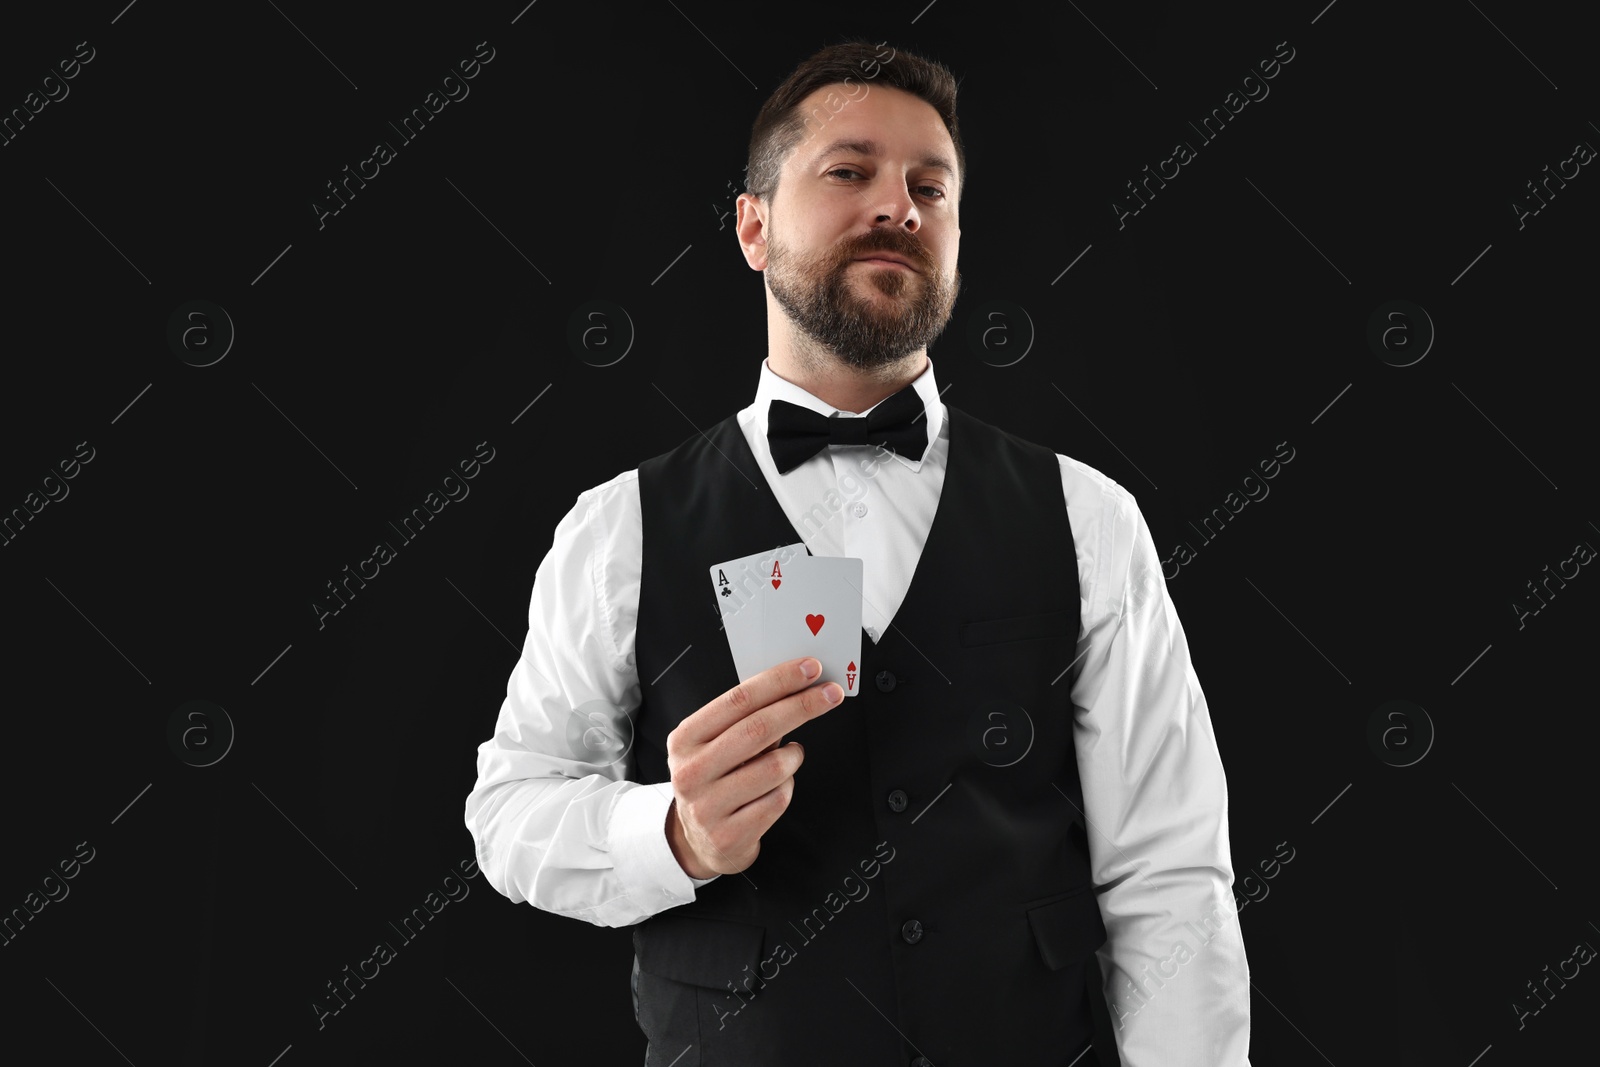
[826,169,946,200]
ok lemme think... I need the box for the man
[464,38,1251,1066]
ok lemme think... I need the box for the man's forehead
[786,87,957,178]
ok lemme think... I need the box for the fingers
[665,656,838,874]
[740,735,782,769]
[674,743,803,874]
[703,675,838,783]
[709,761,800,866]
[721,740,804,817]
[673,656,836,752]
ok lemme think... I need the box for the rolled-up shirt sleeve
[1068,469,1252,1064]
[463,478,718,929]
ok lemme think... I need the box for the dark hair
[744,38,965,207]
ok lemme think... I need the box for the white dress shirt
[464,355,1252,1065]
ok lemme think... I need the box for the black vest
[631,404,1108,1067]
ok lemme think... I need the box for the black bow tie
[767,385,928,475]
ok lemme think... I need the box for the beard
[765,226,961,375]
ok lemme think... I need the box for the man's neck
[766,350,928,415]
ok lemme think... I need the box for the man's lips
[853,254,918,272]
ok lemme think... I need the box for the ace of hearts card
[709,548,864,696]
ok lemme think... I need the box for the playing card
[758,553,864,697]
[709,542,808,682]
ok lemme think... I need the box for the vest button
[875,670,897,692]
[887,789,908,812]
[900,918,923,944]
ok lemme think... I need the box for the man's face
[744,84,962,374]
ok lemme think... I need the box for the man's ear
[735,192,768,271]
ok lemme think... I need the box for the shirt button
[887,789,908,812]
[901,919,923,944]
[875,670,897,692]
[850,501,868,518]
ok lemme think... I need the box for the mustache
[843,235,930,270]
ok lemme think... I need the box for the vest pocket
[634,912,767,989]
[1025,884,1109,971]
[959,609,1070,647]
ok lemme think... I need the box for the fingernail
[802,658,821,678]
[823,683,842,702]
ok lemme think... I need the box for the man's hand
[664,657,843,878]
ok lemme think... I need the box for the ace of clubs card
[709,543,806,683]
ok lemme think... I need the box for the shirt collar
[749,355,945,474]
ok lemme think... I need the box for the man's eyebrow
[805,137,956,179]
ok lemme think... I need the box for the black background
[1,1,1594,1064]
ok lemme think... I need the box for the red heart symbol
[805,614,825,636]
[771,579,781,589]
